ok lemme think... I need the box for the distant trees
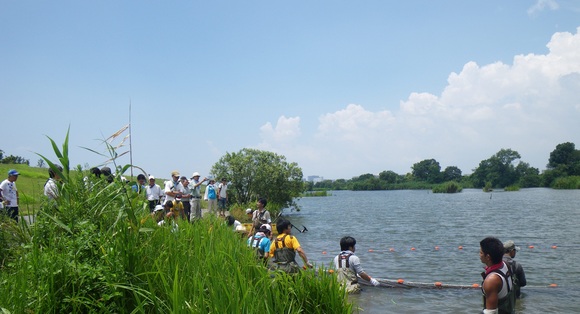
[0,149,30,165]
[310,142,579,191]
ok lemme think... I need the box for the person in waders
[333,236,380,293]
[269,219,313,274]
[480,237,515,314]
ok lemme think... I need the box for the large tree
[471,148,522,188]
[211,148,304,209]
[547,142,580,176]
[412,159,442,183]
[442,166,462,182]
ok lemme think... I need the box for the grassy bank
[0,134,351,313]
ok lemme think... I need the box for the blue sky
[2,0,580,180]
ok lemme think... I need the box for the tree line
[309,142,580,191]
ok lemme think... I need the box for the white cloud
[259,27,580,179]
[528,0,559,17]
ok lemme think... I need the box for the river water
[285,188,580,313]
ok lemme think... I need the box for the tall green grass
[552,176,580,189]
[0,130,351,313]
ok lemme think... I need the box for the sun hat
[148,175,155,180]
[154,205,164,212]
[260,224,272,232]
[191,172,200,178]
[171,171,180,177]
[8,169,19,176]
[504,240,520,252]
[245,208,253,214]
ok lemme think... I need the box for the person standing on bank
[218,178,228,217]
[269,218,313,274]
[251,198,271,235]
[178,176,192,221]
[503,240,527,299]
[480,237,515,314]
[44,165,63,201]
[189,172,207,220]
[334,236,380,293]
[164,171,182,205]
[204,177,218,215]
[145,176,163,212]
[0,169,20,221]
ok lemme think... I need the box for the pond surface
[285,188,580,313]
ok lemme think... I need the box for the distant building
[306,175,324,183]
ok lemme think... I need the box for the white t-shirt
[146,184,163,201]
[0,179,18,207]
[44,178,59,200]
[164,180,181,203]
[218,182,228,198]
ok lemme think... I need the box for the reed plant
[0,129,351,313]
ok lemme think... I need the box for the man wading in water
[269,219,312,274]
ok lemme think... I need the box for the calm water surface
[285,188,580,313]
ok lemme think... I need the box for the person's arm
[516,262,527,287]
[296,247,313,268]
[482,274,502,312]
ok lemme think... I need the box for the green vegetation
[0,131,351,313]
[211,148,305,216]
[552,176,580,189]
[432,181,463,193]
[301,190,331,197]
[504,185,521,191]
[308,143,580,191]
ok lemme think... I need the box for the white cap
[260,224,272,232]
[245,208,253,214]
[191,172,200,178]
[149,175,155,180]
[154,205,164,212]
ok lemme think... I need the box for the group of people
[3,167,528,313]
[134,170,229,222]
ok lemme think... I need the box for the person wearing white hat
[503,240,527,299]
[189,172,207,220]
[145,175,164,212]
[248,224,272,260]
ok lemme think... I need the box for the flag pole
[129,99,133,178]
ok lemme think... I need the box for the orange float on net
[322,251,327,255]
[551,245,558,249]
[328,269,334,274]
[397,279,405,284]
[389,248,395,252]
[368,249,374,252]
[529,245,535,249]
[472,283,480,288]
[434,246,439,250]
[549,283,558,288]
[434,282,442,287]
[411,247,416,251]
[458,246,463,250]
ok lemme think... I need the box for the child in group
[333,236,380,293]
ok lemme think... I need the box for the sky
[1,0,580,180]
